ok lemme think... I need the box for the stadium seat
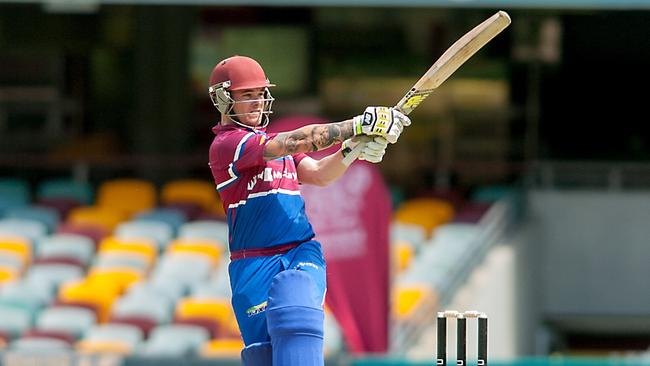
[161,202,203,221]
[166,239,223,266]
[127,280,184,303]
[96,179,156,217]
[10,337,71,351]
[150,253,212,289]
[35,306,96,339]
[0,218,48,244]
[394,198,455,237]
[56,223,107,247]
[111,292,173,324]
[0,303,33,338]
[161,180,224,217]
[175,298,238,337]
[58,279,123,323]
[189,278,231,300]
[36,179,93,205]
[134,208,187,233]
[114,221,173,250]
[75,339,132,355]
[92,252,150,274]
[32,257,85,271]
[79,323,143,352]
[1,279,55,306]
[0,237,31,269]
[98,237,157,263]
[21,329,75,346]
[108,315,157,338]
[86,268,143,294]
[5,206,60,233]
[200,338,244,358]
[0,178,30,215]
[26,262,85,289]
[178,221,229,245]
[393,239,415,273]
[392,284,437,321]
[37,234,95,266]
[138,324,210,356]
[67,207,127,232]
[173,317,220,338]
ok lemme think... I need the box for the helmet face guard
[208,56,276,130]
[208,80,275,129]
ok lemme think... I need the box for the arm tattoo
[264,120,354,160]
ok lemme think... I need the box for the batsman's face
[231,88,265,127]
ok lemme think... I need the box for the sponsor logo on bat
[402,93,431,111]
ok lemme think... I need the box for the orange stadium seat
[161,180,224,217]
[67,207,128,232]
[394,198,455,238]
[200,338,244,358]
[96,179,156,217]
[175,298,239,337]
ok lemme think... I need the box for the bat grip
[341,141,365,166]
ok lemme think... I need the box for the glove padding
[352,106,411,144]
[341,136,389,166]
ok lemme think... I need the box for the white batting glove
[341,136,389,166]
[352,106,411,144]
[359,136,389,163]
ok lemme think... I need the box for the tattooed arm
[263,120,354,161]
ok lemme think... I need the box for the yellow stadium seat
[0,267,17,283]
[200,338,244,358]
[166,239,222,266]
[394,198,455,237]
[97,179,156,217]
[176,298,238,334]
[76,340,133,355]
[87,268,143,294]
[161,180,224,216]
[392,285,434,320]
[0,237,31,267]
[59,279,122,322]
[67,206,128,232]
[99,237,157,265]
[393,240,414,273]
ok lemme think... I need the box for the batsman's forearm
[263,119,354,161]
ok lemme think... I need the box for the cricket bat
[342,10,511,166]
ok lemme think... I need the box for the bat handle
[341,141,366,166]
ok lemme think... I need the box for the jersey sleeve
[292,153,309,167]
[218,131,275,171]
[210,130,278,191]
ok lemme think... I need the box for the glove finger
[365,141,386,152]
[374,136,389,145]
[393,110,412,126]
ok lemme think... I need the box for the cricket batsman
[207,55,410,365]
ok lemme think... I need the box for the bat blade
[396,10,511,115]
[342,11,511,166]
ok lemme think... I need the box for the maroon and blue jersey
[208,123,315,252]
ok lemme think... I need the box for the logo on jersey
[247,167,298,190]
[246,301,268,317]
